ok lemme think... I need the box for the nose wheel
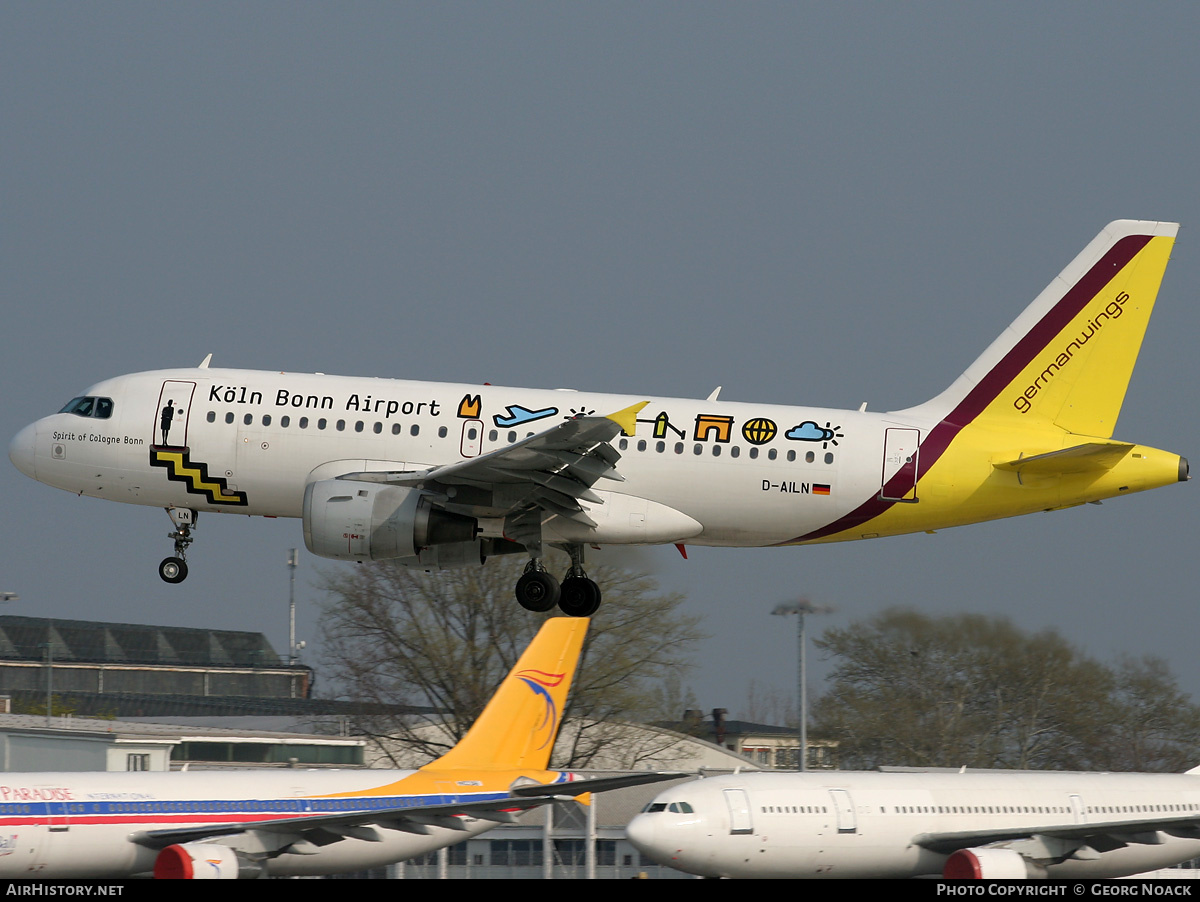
[159,556,188,584]
[160,508,197,584]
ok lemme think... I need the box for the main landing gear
[159,508,196,584]
[514,544,602,618]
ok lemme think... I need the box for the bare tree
[320,552,706,768]
[812,609,1200,772]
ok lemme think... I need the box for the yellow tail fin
[915,220,1177,438]
[423,617,588,771]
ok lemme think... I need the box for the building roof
[0,615,280,667]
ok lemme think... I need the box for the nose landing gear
[159,508,196,584]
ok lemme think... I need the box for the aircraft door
[27,795,70,872]
[880,428,920,502]
[154,382,196,450]
[460,420,483,458]
[723,788,753,835]
[1070,794,1087,824]
[829,788,857,834]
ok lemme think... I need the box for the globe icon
[742,418,777,445]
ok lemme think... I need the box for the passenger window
[439,426,448,438]
[712,445,721,457]
[656,441,665,452]
[206,411,216,423]
[392,423,402,435]
[243,414,253,426]
[749,447,758,459]
[489,430,498,442]
[637,440,646,452]
[354,421,364,433]
[508,431,517,443]
[318,418,327,430]
[618,439,628,451]
[730,446,740,458]
[299,417,308,429]
[768,448,778,460]
[410,425,419,436]
[806,451,815,463]
[693,444,702,455]
[373,422,382,434]
[281,416,290,428]
[225,412,234,424]
[675,443,684,454]
[787,450,796,462]
[825,452,834,464]
[336,420,345,431]
[262,415,271,426]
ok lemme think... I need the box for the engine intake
[943,847,1047,879]
[303,479,477,562]
[154,843,263,879]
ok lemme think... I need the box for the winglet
[198,353,213,369]
[606,401,648,438]
[424,618,588,772]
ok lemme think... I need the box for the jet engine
[153,843,264,879]
[303,479,478,562]
[943,847,1048,879]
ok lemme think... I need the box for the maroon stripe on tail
[783,234,1151,544]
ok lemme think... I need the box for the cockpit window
[59,396,114,419]
[642,802,669,813]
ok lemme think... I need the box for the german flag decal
[813,483,831,496]
[150,448,248,506]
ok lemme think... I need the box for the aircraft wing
[915,813,1200,859]
[339,402,647,535]
[129,771,680,851]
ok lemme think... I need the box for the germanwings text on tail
[10,221,1187,616]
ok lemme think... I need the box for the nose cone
[625,813,658,858]
[9,422,37,480]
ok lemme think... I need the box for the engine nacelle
[943,847,1048,879]
[303,479,477,562]
[153,843,263,879]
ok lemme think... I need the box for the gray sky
[3,3,1198,721]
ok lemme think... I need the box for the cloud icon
[786,421,834,442]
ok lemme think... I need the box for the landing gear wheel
[516,570,561,612]
[159,557,188,584]
[558,577,602,617]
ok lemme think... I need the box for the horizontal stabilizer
[993,443,1133,476]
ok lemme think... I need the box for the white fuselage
[12,366,928,549]
[0,768,520,878]
[627,770,1200,879]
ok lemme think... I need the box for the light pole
[287,549,298,665]
[771,599,832,771]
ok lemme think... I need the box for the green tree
[812,609,1200,772]
[320,553,705,768]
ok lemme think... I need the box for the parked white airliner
[0,618,671,879]
[627,768,1200,879]
[9,221,1187,616]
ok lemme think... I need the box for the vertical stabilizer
[908,220,1178,438]
[423,618,588,771]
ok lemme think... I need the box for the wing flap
[334,405,643,536]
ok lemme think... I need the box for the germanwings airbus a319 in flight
[9,221,1188,617]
